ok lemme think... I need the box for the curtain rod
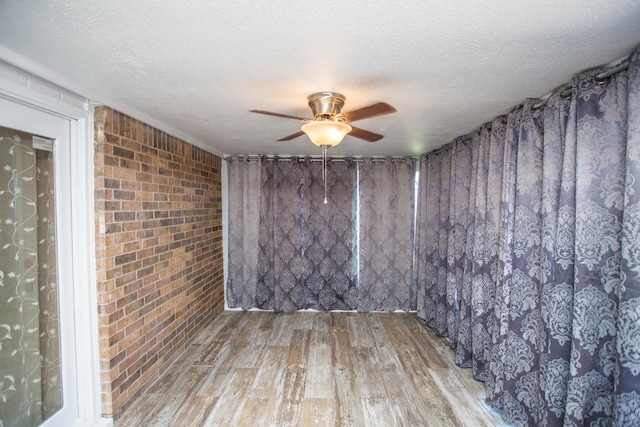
[533,61,629,110]
[596,61,629,80]
[224,155,417,162]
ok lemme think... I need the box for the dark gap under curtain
[415,47,640,426]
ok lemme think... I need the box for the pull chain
[322,145,328,204]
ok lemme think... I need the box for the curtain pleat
[416,150,442,325]
[458,133,480,369]
[226,157,262,309]
[616,48,640,427]
[536,87,572,426]
[416,47,640,426]
[563,65,629,426]
[257,158,276,309]
[448,139,472,359]
[482,117,507,385]
[471,125,493,382]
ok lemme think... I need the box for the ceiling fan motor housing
[307,92,347,121]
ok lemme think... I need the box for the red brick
[94,106,223,417]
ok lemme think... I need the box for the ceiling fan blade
[343,102,396,122]
[277,131,305,141]
[250,109,309,121]
[349,126,384,142]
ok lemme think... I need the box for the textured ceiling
[1,1,640,157]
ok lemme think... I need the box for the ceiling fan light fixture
[250,90,394,204]
[300,120,352,147]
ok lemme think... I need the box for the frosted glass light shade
[301,120,352,147]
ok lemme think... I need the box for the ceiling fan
[250,91,396,204]
[250,91,396,146]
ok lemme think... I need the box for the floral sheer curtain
[415,48,640,425]
[0,128,60,426]
[36,148,60,420]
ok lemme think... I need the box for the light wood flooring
[114,311,507,426]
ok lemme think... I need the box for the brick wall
[93,106,224,417]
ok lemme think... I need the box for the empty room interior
[2,1,640,426]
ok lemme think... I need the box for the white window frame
[0,51,111,427]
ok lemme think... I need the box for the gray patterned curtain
[358,157,416,312]
[0,128,60,426]
[416,47,640,426]
[619,47,640,427]
[226,157,358,311]
[227,156,418,313]
[261,158,358,311]
[415,147,439,326]
[226,157,262,309]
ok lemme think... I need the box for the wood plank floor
[114,311,507,427]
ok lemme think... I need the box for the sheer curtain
[358,157,416,311]
[36,148,60,419]
[416,48,640,426]
[0,128,59,426]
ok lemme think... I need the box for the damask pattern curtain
[259,158,358,312]
[416,48,640,426]
[416,140,471,342]
[358,157,416,312]
[619,47,640,426]
[226,157,358,312]
[226,156,418,312]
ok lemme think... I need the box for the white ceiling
[1,1,640,157]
